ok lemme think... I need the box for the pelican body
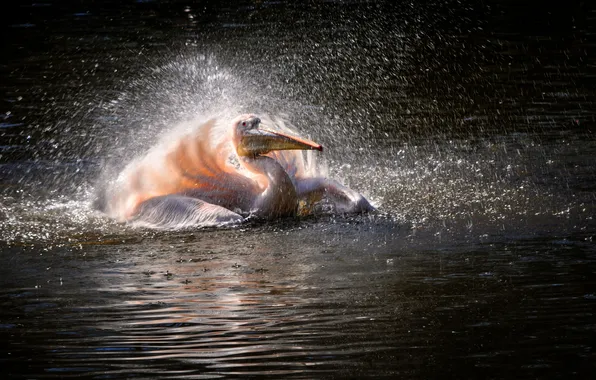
[99,114,374,229]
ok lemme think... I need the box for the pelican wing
[107,119,263,221]
[167,119,263,210]
[132,195,243,229]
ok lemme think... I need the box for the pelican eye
[239,117,260,130]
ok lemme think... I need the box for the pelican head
[233,115,323,157]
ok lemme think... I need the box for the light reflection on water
[2,228,594,378]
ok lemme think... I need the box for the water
[1,0,595,378]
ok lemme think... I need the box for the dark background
[1,1,595,379]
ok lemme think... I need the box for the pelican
[98,114,374,228]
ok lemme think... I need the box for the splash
[2,50,588,244]
[0,53,375,242]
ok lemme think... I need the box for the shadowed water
[1,0,595,378]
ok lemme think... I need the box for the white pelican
[98,114,374,228]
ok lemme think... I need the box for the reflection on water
[1,0,596,378]
[2,229,595,378]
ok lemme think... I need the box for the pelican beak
[238,128,323,157]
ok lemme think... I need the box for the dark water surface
[1,0,596,378]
